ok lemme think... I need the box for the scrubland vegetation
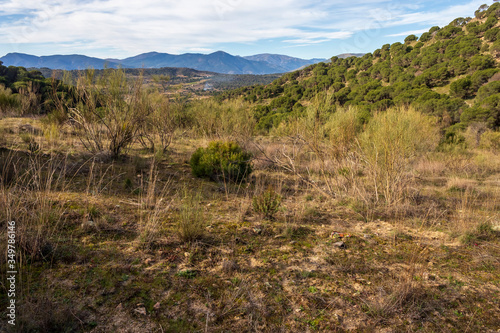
[1,4,500,333]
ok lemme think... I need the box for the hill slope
[219,4,500,133]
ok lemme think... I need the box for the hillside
[218,4,500,134]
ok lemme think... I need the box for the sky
[0,0,495,60]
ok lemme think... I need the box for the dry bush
[138,159,172,248]
[187,98,255,141]
[263,107,440,221]
[362,246,432,324]
[176,188,207,242]
[414,157,446,176]
[137,91,175,154]
[446,177,477,193]
[0,153,67,262]
[451,187,482,236]
[69,68,150,158]
[463,122,488,149]
[17,81,42,115]
[359,107,439,206]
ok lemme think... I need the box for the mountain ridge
[0,51,332,74]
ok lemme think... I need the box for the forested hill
[0,61,74,115]
[217,3,500,134]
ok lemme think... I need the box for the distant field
[37,67,283,96]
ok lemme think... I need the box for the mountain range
[0,51,335,74]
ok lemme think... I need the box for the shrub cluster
[190,141,252,183]
[252,186,282,219]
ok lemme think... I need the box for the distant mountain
[243,54,326,72]
[117,51,280,74]
[0,53,121,70]
[336,53,366,59]
[0,51,352,74]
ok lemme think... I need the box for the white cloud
[386,29,429,37]
[0,0,494,57]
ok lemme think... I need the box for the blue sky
[0,0,494,59]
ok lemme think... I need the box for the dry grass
[176,187,207,242]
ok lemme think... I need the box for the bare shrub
[69,68,150,158]
[359,107,439,206]
[18,81,42,115]
[137,91,175,154]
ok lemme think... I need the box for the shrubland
[1,3,500,332]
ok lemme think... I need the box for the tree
[404,35,417,44]
[450,77,472,99]
[475,4,489,19]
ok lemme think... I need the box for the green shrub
[252,186,282,219]
[462,223,499,244]
[190,141,252,182]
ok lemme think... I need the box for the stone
[153,302,161,310]
[81,220,96,229]
[134,307,147,315]
[333,241,346,249]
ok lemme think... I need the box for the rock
[153,302,161,310]
[81,220,96,229]
[19,124,35,133]
[116,303,123,310]
[145,258,153,265]
[134,307,147,316]
[333,241,346,249]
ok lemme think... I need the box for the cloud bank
[0,0,491,58]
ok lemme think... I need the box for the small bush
[252,186,282,219]
[176,190,206,242]
[462,223,500,244]
[190,141,252,183]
